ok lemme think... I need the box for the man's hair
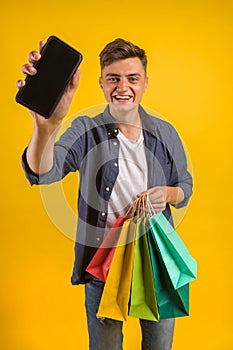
[99,38,147,73]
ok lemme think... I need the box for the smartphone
[16,35,83,118]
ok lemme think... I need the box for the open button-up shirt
[22,105,193,284]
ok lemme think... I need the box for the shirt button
[96,237,100,242]
[101,212,106,216]
[108,132,111,136]
[113,141,118,146]
[105,186,110,192]
[114,162,118,167]
[114,129,118,134]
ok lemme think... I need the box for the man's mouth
[112,95,133,102]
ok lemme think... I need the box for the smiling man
[18,38,193,350]
[99,42,148,141]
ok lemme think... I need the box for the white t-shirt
[106,129,148,228]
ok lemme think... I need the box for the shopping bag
[97,219,136,321]
[149,212,197,289]
[129,217,160,321]
[86,216,125,282]
[147,228,189,319]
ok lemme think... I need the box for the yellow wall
[1,0,232,349]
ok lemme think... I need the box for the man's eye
[129,77,139,83]
[107,77,118,82]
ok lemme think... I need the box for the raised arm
[17,40,81,174]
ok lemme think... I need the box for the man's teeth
[114,95,131,100]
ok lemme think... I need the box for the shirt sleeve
[166,123,193,209]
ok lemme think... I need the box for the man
[17,38,193,350]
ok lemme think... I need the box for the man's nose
[116,78,128,91]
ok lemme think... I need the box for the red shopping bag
[86,216,125,282]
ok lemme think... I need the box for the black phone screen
[16,36,83,118]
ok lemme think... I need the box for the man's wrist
[166,186,185,205]
[34,119,62,138]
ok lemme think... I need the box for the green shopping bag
[149,212,197,290]
[97,219,136,321]
[129,217,160,321]
[147,228,189,319]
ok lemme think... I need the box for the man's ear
[144,76,149,91]
[99,77,103,89]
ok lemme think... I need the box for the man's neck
[109,103,142,142]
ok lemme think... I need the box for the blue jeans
[85,278,175,350]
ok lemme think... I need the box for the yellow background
[1,0,233,349]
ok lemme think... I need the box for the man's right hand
[17,40,82,174]
[16,40,82,129]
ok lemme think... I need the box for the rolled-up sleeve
[21,147,40,185]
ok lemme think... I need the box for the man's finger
[39,40,45,52]
[28,51,41,64]
[16,80,25,89]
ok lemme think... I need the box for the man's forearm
[26,123,60,175]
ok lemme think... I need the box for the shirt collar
[99,104,158,138]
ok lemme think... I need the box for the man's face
[99,57,148,112]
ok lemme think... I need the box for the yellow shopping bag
[97,219,136,321]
